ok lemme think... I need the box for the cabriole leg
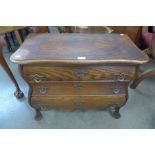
[0,44,24,99]
[130,68,155,89]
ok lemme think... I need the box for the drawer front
[31,95,127,111]
[31,82,128,96]
[22,66,135,82]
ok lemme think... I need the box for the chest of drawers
[11,33,149,120]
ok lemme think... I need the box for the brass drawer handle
[73,83,84,90]
[74,70,88,78]
[31,74,46,83]
[115,73,128,81]
[112,85,124,94]
[36,86,48,94]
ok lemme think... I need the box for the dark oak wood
[130,68,155,89]
[10,33,149,120]
[111,107,121,119]
[22,65,136,82]
[10,33,149,65]
[31,81,128,96]
[130,30,155,89]
[0,36,24,99]
[109,26,142,46]
[58,26,142,46]
[31,95,127,111]
[35,108,43,121]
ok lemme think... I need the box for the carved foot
[130,84,136,89]
[34,109,43,121]
[14,90,24,99]
[110,107,121,119]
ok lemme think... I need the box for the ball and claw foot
[110,107,121,119]
[112,111,121,119]
[35,109,43,121]
[14,90,24,99]
[130,84,136,89]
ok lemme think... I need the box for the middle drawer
[31,81,128,96]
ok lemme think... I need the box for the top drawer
[21,65,136,82]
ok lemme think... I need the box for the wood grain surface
[22,65,136,82]
[31,81,128,96]
[31,95,127,111]
[11,33,147,119]
[11,33,149,65]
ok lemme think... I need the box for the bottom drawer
[31,95,127,111]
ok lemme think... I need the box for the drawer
[31,95,127,111]
[22,65,136,82]
[31,81,128,96]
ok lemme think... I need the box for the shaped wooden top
[10,33,149,65]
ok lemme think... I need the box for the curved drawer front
[31,82,128,96]
[31,95,127,111]
[22,65,136,82]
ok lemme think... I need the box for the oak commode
[10,33,149,120]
